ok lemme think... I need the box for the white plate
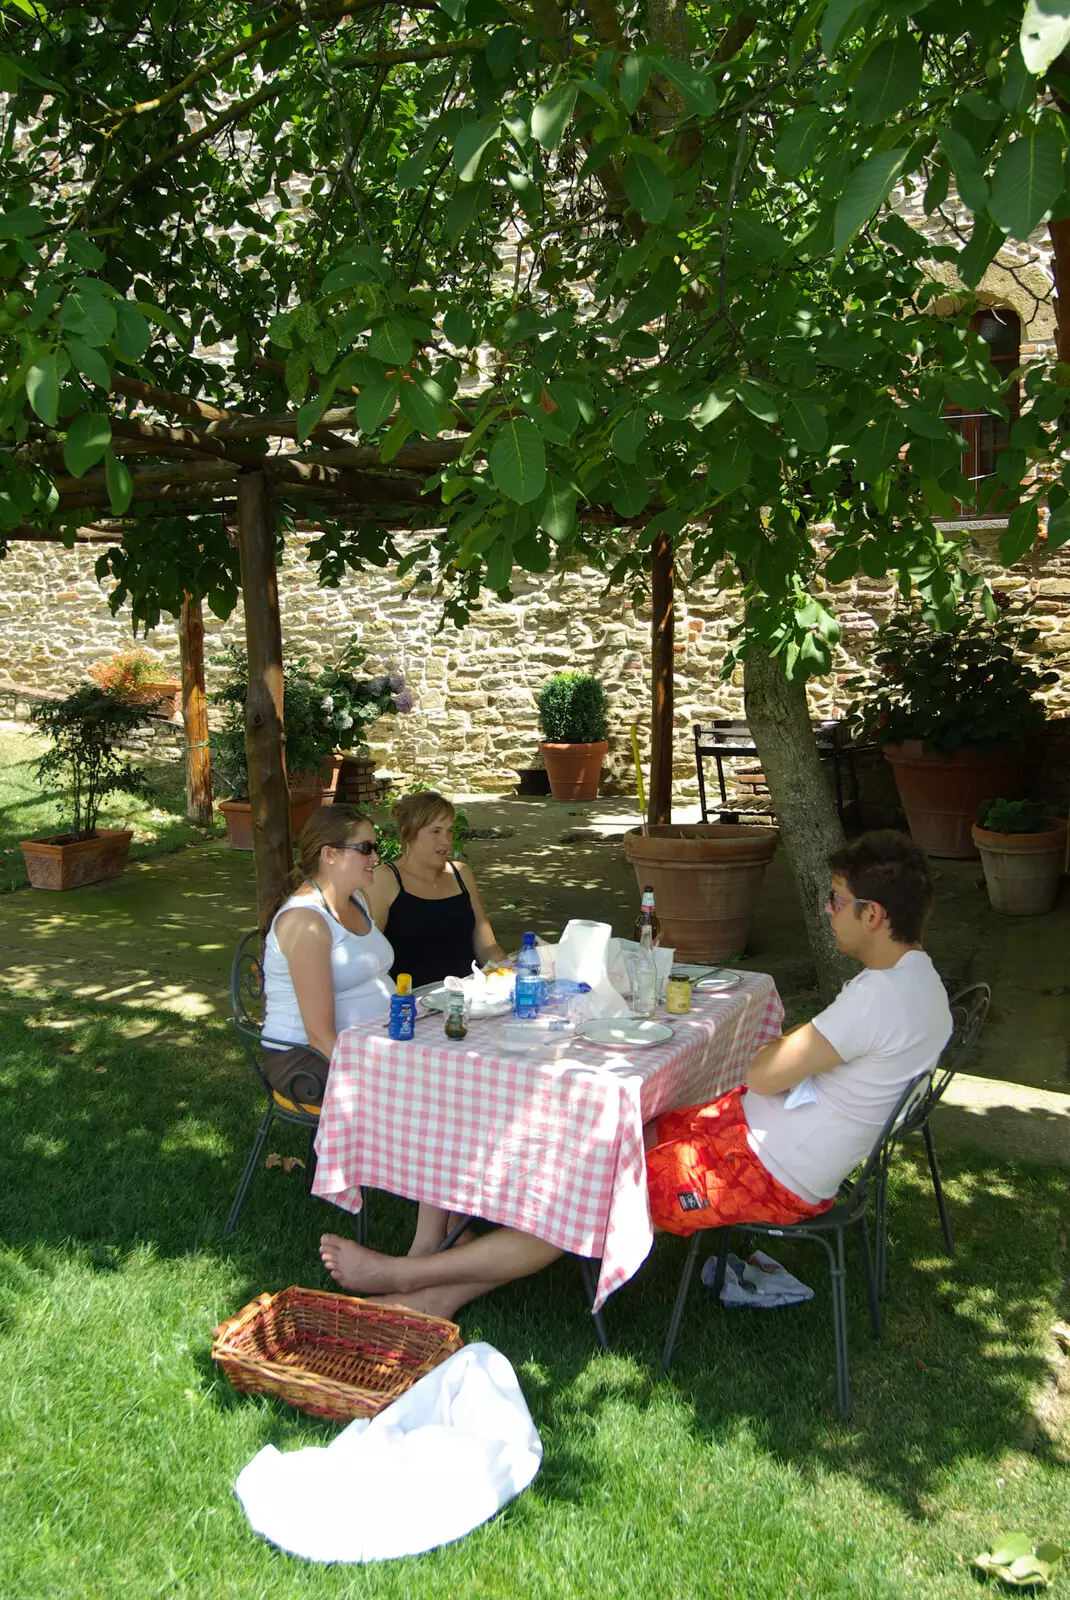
[580,1019,675,1048]
[418,986,513,1019]
[692,970,742,994]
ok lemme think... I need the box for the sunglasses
[335,840,378,857]
[825,891,874,914]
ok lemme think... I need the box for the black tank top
[384,861,477,988]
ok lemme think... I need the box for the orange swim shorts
[646,1087,835,1238]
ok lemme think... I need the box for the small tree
[30,687,151,840]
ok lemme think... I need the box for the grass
[0,726,224,892]
[0,981,1067,1597]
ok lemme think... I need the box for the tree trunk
[1050,216,1070,370]
[179,593,212,827]
[649,529,674,824]
[237,471,291,931]
[743,642,853,1001]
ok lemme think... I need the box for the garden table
[312,972,783,1311]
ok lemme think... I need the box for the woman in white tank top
[261,806,395,1104]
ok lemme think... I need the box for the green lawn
[0,982,1066,1597]
[0,726,223,893]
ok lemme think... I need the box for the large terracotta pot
[539,740,608,802]
[20,828,134,890]
[972,818,1067,915]
[218,793,323,851]
[882,741,1027,858]
[623,823,779,962]
[121,681,181,718]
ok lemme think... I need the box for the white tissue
[553,920,630,1018]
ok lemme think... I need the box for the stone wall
[2,527,1068,805]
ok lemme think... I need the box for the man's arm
[745,1022,843,1096]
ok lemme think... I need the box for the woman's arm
[365,862,400,931]
[456,862,508,966]
[274,909,338,1059]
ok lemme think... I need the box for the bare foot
[319,1233,403,1295]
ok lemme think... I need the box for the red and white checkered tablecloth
[312,972,783,1311]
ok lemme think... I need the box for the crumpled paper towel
[553,919,630,1017]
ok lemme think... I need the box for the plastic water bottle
[632,922,658,1018]
[388,973,416,1040]
[514,932,541,1020]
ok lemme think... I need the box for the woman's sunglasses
[336,840,378,857]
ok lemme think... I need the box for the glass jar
[444,993,468,1040]
[665,975,692,1015]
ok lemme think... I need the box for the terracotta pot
[623,823,779,962]
[20,828,134,891]
[539,740,608,802]
[971,818,1068,915]
[320,752,344,799]
[218,793,323,851]
[882,741,1027,858]
[121,681,181,718]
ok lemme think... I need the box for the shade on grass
[0,985,1066,1598]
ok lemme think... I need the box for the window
[944,307,1021,516]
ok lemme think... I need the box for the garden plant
[27,686,151,842]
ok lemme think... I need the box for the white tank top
[262,888,396,1048]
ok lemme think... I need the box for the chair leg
[436,1214,475,1253]
[662,1232,703,1372]
[856,1213,882,1342]
[923,1122,955,1256]
[224,1104,274,1237]
[821,1229,853,1421]
[305,1127,318,1192]
[355,1188,369,1247]
[577,1257,611,1351]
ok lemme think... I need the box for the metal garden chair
[874,981,991,1296]
[224,929,368,1242]
[661,1071,931,1419]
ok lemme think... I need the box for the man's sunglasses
[335,840,378,857]
[825,891,874,914]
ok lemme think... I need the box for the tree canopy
[1,0,1068,660]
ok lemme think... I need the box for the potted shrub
[846,593,1057,858]
[19,686,151,890]
[537,672,609,801]
[89,646,181,719]
[972,798,1068,915]
[210,648,333,849]
[314,643,414,803]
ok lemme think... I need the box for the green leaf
[834,150,908,253]
[59,283,116,347]
[356,376,399,434]
[64,232,105,271]
[647,50,719,114]
[773,108,822,175]
[736,381,778,424]
[1049,498,1070,550]
[514,531,551,572]
[399,378,441,438]
[443,309,475,348]
[292,303,320,340]
[535,477,579,542]
[380,412,414,463]
[622,154,672,223]
[958,215,1008,288]
[447,179,492,239]
[1020,1,1070,74]
[322,263,369,295]
[297,388,333,442]
[821,0,876,56]
[104,447,133,515]
[531,81,578,150]
[824,544,860,583]
[708,436,752,495]
[989,124,1065,240]
[733,210,789,261]
[285,350,311,405]
[693,388,733,428]
[309,330,337,376]
[854,412,907,480]
[485,538,513,591]
[0,204,47,239]
[903,404,951,441]
[0,50,65,92]
[114,300,151,363]
[988,1534,1037,1566]
[64,335,111,390]
[453,115,500,181]
[490,416,546,503]
[852,36,922,125]
[610,464,649,517]
[784,397,828,453]
[620,54,652,115]
[611,409,646,463]
[486,24,521,78]
[938,128,990,214]
[999,501,1040,564]
[63,413,112,477]
[26,354,58,425]
[369,320,414,366]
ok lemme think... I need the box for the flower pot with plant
[314,643,414,805]
[846,592,1056,858]
[90,646,181,718]
[210,647,334,849]
[971,798,1068,915]
[19,686,152,889]
[537,673,609,801]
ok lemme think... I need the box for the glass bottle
[634,886,661,945]
[444,992,468,1040]
[632,922,658,1018]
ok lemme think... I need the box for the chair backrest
[231,929,266,1072]
[843,1071,933,1205]
[932,982,992,1102]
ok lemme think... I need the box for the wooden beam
[649,529,674,825]
[179,594,213,828]
[237,471,291,932]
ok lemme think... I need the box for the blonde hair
[263,804,371,926]
[393,790,454,849]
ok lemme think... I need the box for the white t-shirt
[743,950,953,1203]
[262,890,396,1048]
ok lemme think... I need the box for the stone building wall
[2,526,1068,803]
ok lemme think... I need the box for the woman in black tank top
[368,791,507,987]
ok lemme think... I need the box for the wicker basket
[211,1286,463,1422]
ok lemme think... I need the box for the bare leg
[320,1227,561,1318]
[407,1204,473,1256]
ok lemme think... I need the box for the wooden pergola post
[179,593,212,827]
[648,529,675,825]
[237,470,291,930]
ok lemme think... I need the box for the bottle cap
[641,888,655,904]
[521,931,536,946]
[396,973,412,994]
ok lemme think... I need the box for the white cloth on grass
[702,1250,814,1309]
[234,1342,542,1563]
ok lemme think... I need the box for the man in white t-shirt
[645,831,954,1235]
